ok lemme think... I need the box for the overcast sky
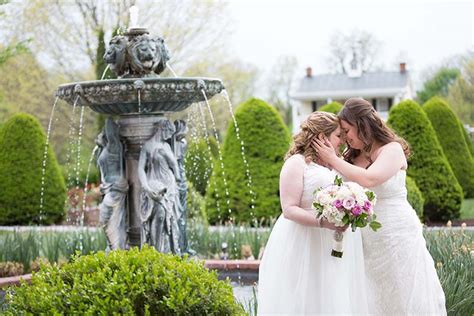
[227,0,473,89]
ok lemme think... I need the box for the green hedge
[205,98,291,225]
[423,97,474,198]
[4,246,243,315]
[0,113,66,225]
[318,101,343,114]
[406,175,424,219]
[388,100,462,221]
[185,137,218,196]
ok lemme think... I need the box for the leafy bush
[318,101,343,114]
[425,229,473,315]
[4,246,243,315]
[388,100,462,221]
[406,176,424,219]
[0,113,66,225]
[185,137,218,196]
[423,97,474,198]
[205,98,291,225]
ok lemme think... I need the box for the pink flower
[333,199,343,208]
[343,197,355,210]
[351,204,362,216]
[363,200,372,211]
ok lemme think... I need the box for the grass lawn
[460,198,474,219]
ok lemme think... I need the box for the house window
[371,98,377,110]
[388,98,393,109]
[312,101,317,112]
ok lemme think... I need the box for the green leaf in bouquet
[365,191,376,201]
[369,220,382,231]
[333,175,343,186]
[313,202,323,212]
[342,214,350,225]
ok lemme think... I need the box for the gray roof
[294,71,410,98]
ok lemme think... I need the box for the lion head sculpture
[128,34,159,76]
[103,35,128,77]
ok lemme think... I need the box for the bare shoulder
[282,154,306,170]
[377,142,407,168]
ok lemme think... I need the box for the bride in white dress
[258,112,369,315]
[314,98,446,315]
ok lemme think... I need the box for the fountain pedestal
[118,115,165,248]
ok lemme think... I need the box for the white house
[290,63,414,134]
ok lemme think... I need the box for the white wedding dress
[258,156,369,315]
[362,169,446,315]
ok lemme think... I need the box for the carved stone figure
[138,119,181,254]
[152,36,171,75]
[97,118,129,250]
[128,34,159,77]
[103,35,129,77]
[173,119,189,252]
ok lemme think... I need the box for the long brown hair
[338,98,410,164]
[286,111,339,163]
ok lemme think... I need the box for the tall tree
[326,29,382,74]
[5,0,232,78]
[417,67,460,104]
[266,55,298,127]
[447,60,474,126]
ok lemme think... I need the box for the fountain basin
[56,77,224,115]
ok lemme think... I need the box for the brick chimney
[306,67,313,78]
[399,62,406,73]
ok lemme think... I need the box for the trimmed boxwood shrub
[4,246,243,315]
[406,175,424,219]
[205,98,291,225]
[388,100,462,221]
[185,136,218,196]
[0,113,66,225]
[318,101,343,114]
[423,97,474,198]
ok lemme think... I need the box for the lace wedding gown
[362,170,446,315]
[258,156,369,315]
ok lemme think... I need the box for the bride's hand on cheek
[312,138,337,163]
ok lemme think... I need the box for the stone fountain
[56,11,224,255]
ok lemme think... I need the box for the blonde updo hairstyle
[285,111,340,163]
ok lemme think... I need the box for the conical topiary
[387,100,462,221]
[318,101,343,114]
[423,97,474,198]
[205,98,291,225]
[0,113,66,225]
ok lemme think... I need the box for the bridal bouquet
[313,175,381,258]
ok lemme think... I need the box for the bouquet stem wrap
[331,231,344,258]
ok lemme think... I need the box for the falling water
[100,64,111,80]
[166,63,178,77]
[64,96,80,191]
[195,101,223,221]
[137,89,143,148]
[81,145,99,215]
[75,106,86,226]
[201,90,232,219]
[221,90,257,224]
[39,97,60,222]
[201,91,243,284]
